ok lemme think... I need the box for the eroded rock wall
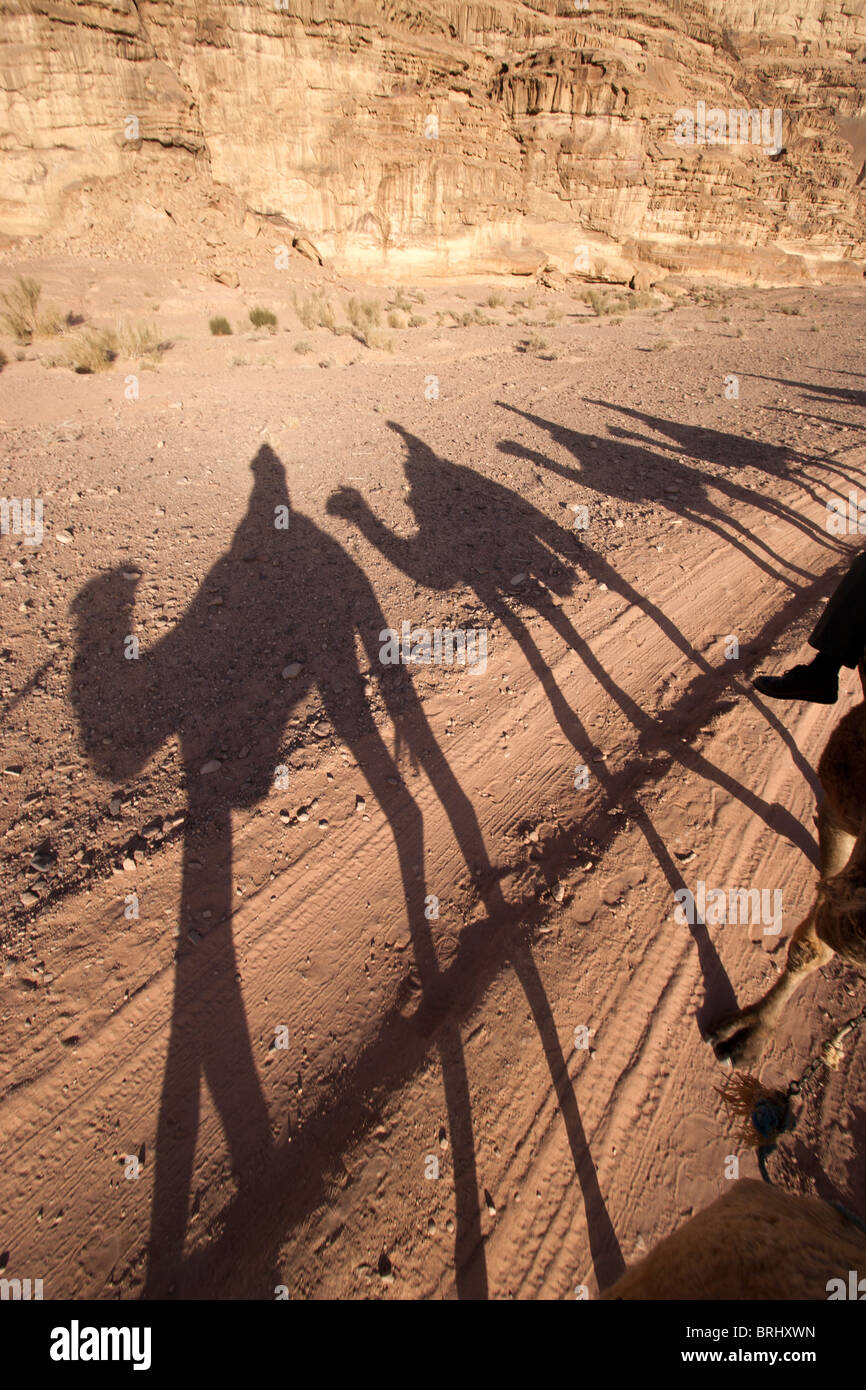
[1,0,864,281]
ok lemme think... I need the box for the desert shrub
[115,318,164,360]
[293,339,313,354]
[387,310,407,329]
[486,291,505,308]
[0,349,6,370]
[387,292,412,313]
[517,332,549,354]
[293,291,335,331]
[0,275,65,342]
[582,287,659,317]
[409,290,425,304]
[0,275,42,341]
[688,286,730,309]
[52,317,164,371]
[347,297,381,331]
[249,306,277,329]
[361,328,394,352]
[778,305,802,316]
[408,314,426,328]
[62,328,118,373]
[584,288,622,316]
[210,316,232,335]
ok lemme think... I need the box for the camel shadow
[70,444,624,1297]
[330,421,829,1041]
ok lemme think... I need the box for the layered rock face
[1,0,865,282]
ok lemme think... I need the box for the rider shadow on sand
[70,443,622,1298]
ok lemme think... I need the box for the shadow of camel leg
[508,940,625,1290]
[145,802,271,1296]
[330,692,489,1299]
[403,701,624,1290]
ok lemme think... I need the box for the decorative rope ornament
[716,1001,866,1230]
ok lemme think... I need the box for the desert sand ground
[1,255,865,1299]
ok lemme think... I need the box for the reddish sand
[1,259,865,1297]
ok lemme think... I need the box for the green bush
[249,306,277,328]
[210,316,232,336]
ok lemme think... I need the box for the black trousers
[810,548,866,668]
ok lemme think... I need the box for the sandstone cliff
[1,0,864,283]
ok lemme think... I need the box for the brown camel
[710,686,866,1068]
[603,1179,866,1300]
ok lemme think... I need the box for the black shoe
[752,663,838,704]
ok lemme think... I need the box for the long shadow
[329,425,743,1055]
[329,422,840,1039]
[71,444,547,1299]
[760,404,866,433]
[586,400,849,518]
[501,401,830,585]
[742,373,866,411]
